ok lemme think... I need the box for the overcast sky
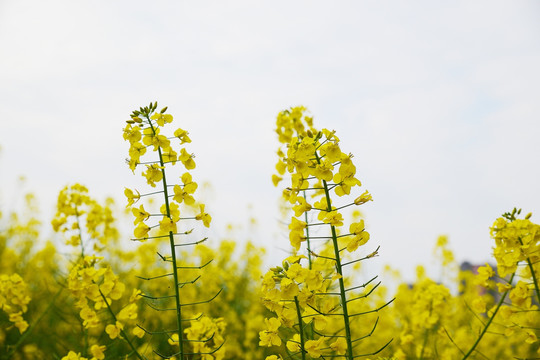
[1,0,539,281]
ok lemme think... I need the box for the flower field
[0,103,538,360]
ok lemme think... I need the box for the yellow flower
[259,318,282,347]
[105,321,124,339]
[142,164,164,187]
[322,210,343,226]
[471,298,486,313]
[133,325,145,338]
[286,334,301,352]
[159,216,178,234]
[179,148,196,169]
[347,231,370,252]
[61,351,87,360]
[168,333,180,346]
[132,204,150,225]
[118,303,138,321]
[330,337,347,355]
[304,338,325,358]
[525,330,538,344]
[354,190,372,205]
[90,345,106,360]
[174,127,191,143]
[195,204,211,227]
[509,281,531,308]
[151,112,173,126]
[124,188,140,207]
[134,223,151,239]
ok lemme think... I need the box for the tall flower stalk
[123,102,223,359]
[261,107,393,360]
[459,208,540,359]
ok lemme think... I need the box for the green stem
[419,329,429,360]
[294,296,307,360]
[75,206,84,258]
[148,117,185,359]
[317,163,353,359]
[302,191,312,270]
[419,303,433,360]
[518,237,540,304]
[526,257,540,305]
[462,272,515,360]
[302,191,315,340]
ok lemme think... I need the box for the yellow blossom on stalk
[118,303,138,321]
[272,174,282,186]
[161,147,178,164]
[471,297,487,313]
[476,263,494,287]
[330,337,348,355]
[132,204,150,225]
[168,333,180,346]
[133,326,145,338]
[61,351,88,360]
[292,196,312,216]
[354,190,373,205]
[195,204,212,227]
[322,210,344,226]
[509,281,531,308]
[129,289,142,303]
[151,112,173,126]
[289,230,305,251]
[286,334,302,352]
[124,188,140,207]
[179,148,196,169]
[143,127,171,150]
[123,124,142,143]
[289,217,307,232]
[347,228,370,253]
[159,216,178,234]
[79,307,100,328]
[128,142,146,163]
[497,282,512,293]
[174,127,191,143]
[279,277,299,298]
[161,202,181,222]
[90,345,106,360]
[142,164,164,187]
[173,183,196,205]
[525,330,538,344]
[0,273,31,334]
[105,321,124,339]
[304,337,325,358]
[134,222,151,239]
[8,311,29,333]
[259,317,282,347]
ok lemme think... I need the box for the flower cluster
[66,255,142,338]
[467,209,540,357]
[52,184,118,253]
[261,107,390,360]
[123,102,222,359]
[0,273,31,333]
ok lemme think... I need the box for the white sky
[1,0,539,281]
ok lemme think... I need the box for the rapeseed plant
[123,102,224,359]
[260,107,393,360]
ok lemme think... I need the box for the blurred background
[1,0,539,281]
